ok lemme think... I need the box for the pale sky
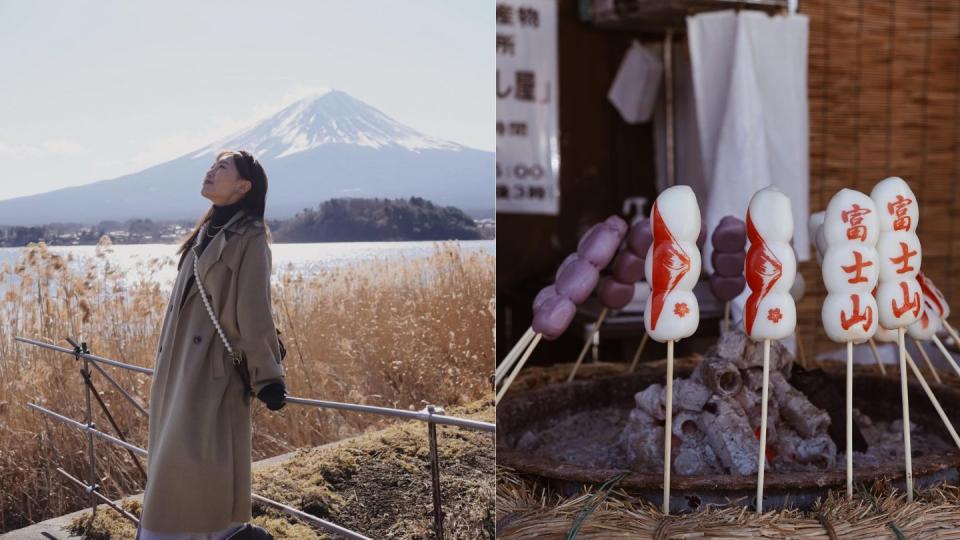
[0,0,493,201]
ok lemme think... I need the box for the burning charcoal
[670,412,721,475]
[697,396,759,475]
[672,379,712,411]
[770,371,830,438]
[692,355,742,397]
[778,428,837,468]
[676,434,722,474]
[714,329,748,361]
[734,386,780,444]
[674,442,722,475]
[627,407,658,427]
[622,413,664,469]
[675,446,707,475]
[743,368,764,392]
[671,411,702,442]
[634,383,666,421]
[790,366,868,452]
[739,337,794,372]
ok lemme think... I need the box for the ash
[514,330,952,475]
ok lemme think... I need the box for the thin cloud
[0,139,89,159]
[116,85,336,173]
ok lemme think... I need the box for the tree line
[0,197,490,246]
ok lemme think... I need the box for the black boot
[225,523,274,540]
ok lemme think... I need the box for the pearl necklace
[192,222,242,364]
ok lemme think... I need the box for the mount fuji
[0,90,493,226]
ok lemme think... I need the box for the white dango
[643,186,702,343]
[820,189,880,345]
[744,188,797,341]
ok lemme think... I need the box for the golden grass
[0,236,494,532]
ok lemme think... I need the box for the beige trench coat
[142,208,285,532]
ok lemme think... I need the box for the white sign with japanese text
[496,0,559,215]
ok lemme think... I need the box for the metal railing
[16,335,495,539]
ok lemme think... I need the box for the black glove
[257,382,286,411]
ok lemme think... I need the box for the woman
[138,150,286,540]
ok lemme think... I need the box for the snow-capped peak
[192,89,464,160]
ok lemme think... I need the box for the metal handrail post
[73,339,99,525]
[427,405,445,540]
[75,362,148,481]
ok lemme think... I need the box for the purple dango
[612,249,646,283]
[555,258,600,304]
[532,295,577,340]
[598,276,635,310]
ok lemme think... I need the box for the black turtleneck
[179,200,245,311]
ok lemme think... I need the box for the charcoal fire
[507,329,954,479]
[621,329,838,474]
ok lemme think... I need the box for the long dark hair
[176,150,270,262]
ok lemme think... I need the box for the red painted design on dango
[648,202,691,330]
[745,213,783,335]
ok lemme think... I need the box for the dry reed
[497,469,960,539]
[0,236,494,532]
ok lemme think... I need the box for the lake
[0,240,495,291]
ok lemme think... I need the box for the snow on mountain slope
[192,89,464,160]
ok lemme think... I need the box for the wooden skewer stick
[942,320,960,350]
[867,339,888,376]
[911,337,942,384]
[846,341,853,500]
[904,351,960,449]
[930,334,960,379]
[495,327,535,385]
[628,333,650,373]
[723,301,731,333]
[796,331,808,370]
[567,308,609,383]
[495,333,543,405]
[497,326,534,379]
[662,339,675,514]
[756,338,771,514]
[898,327,914,503]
